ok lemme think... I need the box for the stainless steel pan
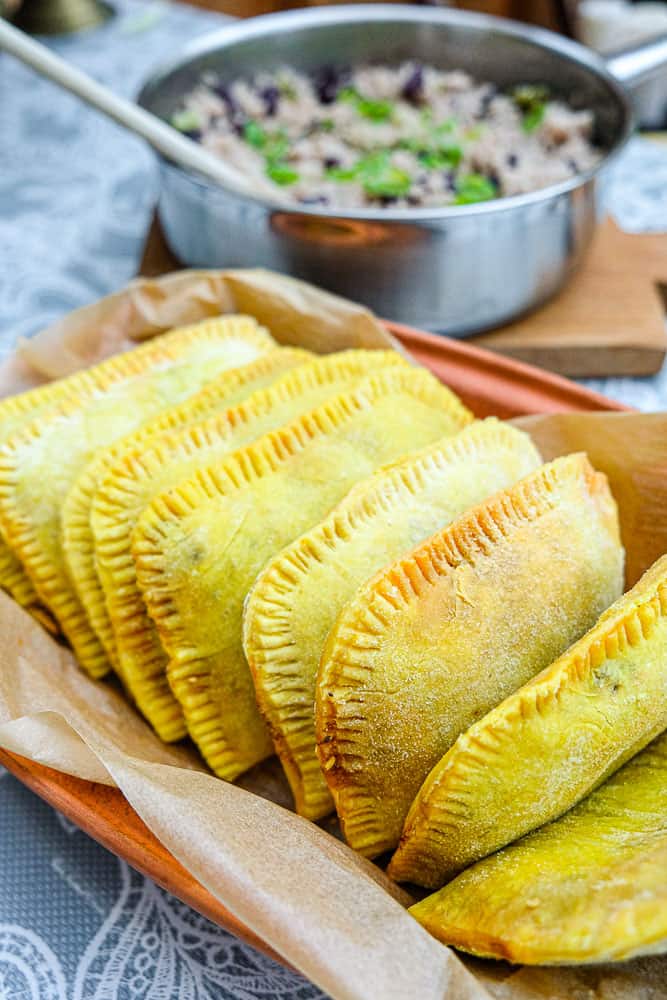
[137,5,667,335]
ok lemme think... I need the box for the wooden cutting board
[475,219,667,377]
[139,213,667,378]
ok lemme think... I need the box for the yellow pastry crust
[0,365,128,618]
[0,541,44,623]
[409,727,667,965]
[0,316,274,675]
[94,350,406,741]
[243,419,542,821]
[134,366,472,778]
[315,453,624,858]
[390,552,667,887]
[63,348,310,678]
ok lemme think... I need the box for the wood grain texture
[474,220,667,378]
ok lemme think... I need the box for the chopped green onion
[435,117,457,134]
[243,122,295,184]
[337,87,394,122]
[397,136,426,154]
[418,151,440,168]
[363,166,411,198]
[244,123,291,174]
[338,87,358,104]
[357,151,410,198]
[512,84,549,110]
[399,118,461,167]
[522,103,546,132]
[277,76,297,101]
[419,145,462,169]
[263,133,289,163]
[453,173,497,205]
[326,166,358,182]
[326,150,411,197]
[511,84,549,133]
[170,110,201,133]
[356,97,393,121]
[355,150,390,174]
[266,162,300,186]
[243,120,267,148]
[464,125,483,141]
[318,118,335,132]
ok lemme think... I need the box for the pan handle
[605,34,667,88]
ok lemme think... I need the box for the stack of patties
[2,312,664,967]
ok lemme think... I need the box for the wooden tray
[0,322,627,967]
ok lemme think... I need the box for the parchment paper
[0,269,665,1000]
[0,268,400,395]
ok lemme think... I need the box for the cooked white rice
[171,62,600,209]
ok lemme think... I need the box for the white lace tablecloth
[0,2,666,996]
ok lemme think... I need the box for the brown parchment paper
[0,269,666,1000]
[0,268,401,395]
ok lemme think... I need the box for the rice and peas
[171,62,600,209]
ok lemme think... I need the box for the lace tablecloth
[0,1,666,996]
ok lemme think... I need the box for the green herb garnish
[170,109,201,133]
[337,87,394,122]
[511,84,549,133]
[266,162,300,186]
[326,150,411,197]
[419,145,462,170]
[356,97,393,121]
[363,166,410,197]
[399,116,461,167]
[522,103,546,132]
[277,76,297,101]
[325,165,358,181]
[512,84,549,110]
[243,120,267,148]
[435,117,457,134]
[263,133,289,163]
[243,122,296,185]
[356,151,410,198]
[397,136,426,154]
[338,87,358,105]
[243,123,288,160]
[453,173,497,205]
[318,118,335,132]
[464,125,484,141]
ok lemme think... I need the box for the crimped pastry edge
[133,365,472,778]
[315,452,615,857]
[243,418,540,820]
[93,350,405,740]
[0,316,274,676]
[63,347,310,679]
[390,553,667,886]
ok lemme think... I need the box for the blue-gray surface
[0,770,326,998]
[0,1,666,996]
